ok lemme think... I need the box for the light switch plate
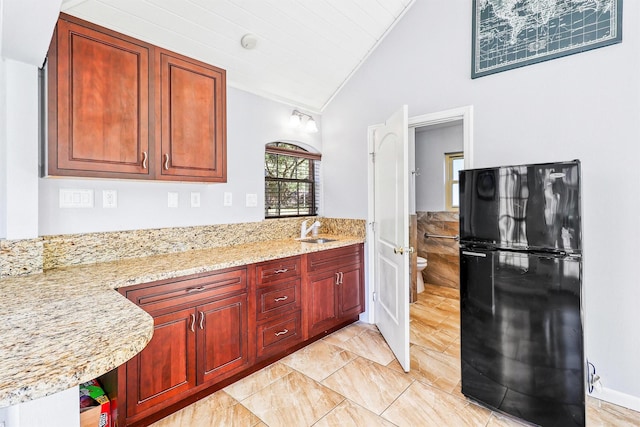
[190,192,201,208]
[59,189,94,208]
[168,192,179,208]
[245,193,258,207]
[224,192,232,206]
[103,190,117,208]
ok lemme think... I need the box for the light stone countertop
[0,235,364,408]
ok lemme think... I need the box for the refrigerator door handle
[462,251,487,257]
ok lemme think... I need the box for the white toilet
[416,256,428,294]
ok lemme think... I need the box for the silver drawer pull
[274,329,289,336]
[189,314,195,332]
[199,311,205,330]
[274,268,289,274]
[274,296,288,302]
[164,153,170,170]
[142,151,148,169]
[186,286,206,293]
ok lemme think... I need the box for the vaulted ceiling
[58,0,415,112]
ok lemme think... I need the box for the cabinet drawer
[256,311,302,359]
[256,280,301,320]
[124,268,246,313]
[256,256,301,286]
[307,244,363,272]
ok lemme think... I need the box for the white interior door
[373,105,410,372]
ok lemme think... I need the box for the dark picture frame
[472,0,623,78]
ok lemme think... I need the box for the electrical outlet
[245,193,257,207]
[190,192,201,208]
[168,192,179,208]
[102,190,117,208]
[224,192,232,206]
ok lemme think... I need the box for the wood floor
[150,284,640,426]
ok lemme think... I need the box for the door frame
[366,105,474,323]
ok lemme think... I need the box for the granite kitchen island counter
[0,235,364,408]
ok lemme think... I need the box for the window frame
[265,143,321,219]
[445,151,464,211]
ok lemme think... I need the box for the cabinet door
[306,270,339,337]
[197,294,249,384]
[126,308,196,417]
[158,50,226,182]
[338,264,363,319]
[49,18,151,178]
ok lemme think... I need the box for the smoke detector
[241,34,258,50]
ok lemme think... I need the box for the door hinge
[369,152,375,162]
[369,221,376,232]
[372,291,376,302]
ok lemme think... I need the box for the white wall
[3,59,39,239]
[0,0,61,65]
[38,87,322,235]
[415,123,463,212]
[323,0,640,408]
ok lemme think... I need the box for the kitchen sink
[299,238,337,244]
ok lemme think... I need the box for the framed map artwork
[472,0,623,78]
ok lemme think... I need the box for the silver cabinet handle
[142,151,148,169]
[274,268,288,274]
[339,272,344,284]
[199,311,205,330]
[164,153,170,170]
[186,286,206,293]
[274,296,288,302]
[274,329,289,336]
[335,272,340,285]
[189,313,195,332]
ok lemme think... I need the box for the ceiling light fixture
[289,110,318,133]
[240,34,257,50]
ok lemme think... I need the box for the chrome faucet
[300,220,321,239]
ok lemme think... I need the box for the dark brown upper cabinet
[47,14,227,182]
[157,50,226,182]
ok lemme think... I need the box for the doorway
[367,105,473,369]
[409,122,464,302]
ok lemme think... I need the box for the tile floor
[151,284,640,427]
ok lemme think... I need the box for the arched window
[265,142,321,218]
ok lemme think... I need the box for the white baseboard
[590,387,640,413]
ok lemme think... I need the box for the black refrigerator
[459,160,584,426]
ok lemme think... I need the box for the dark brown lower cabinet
[121,292,250,424]
[198,294,250,384]
[305,245,365,338]
[307,270,340,336]
[106,245,364,426]
[256,310,303,360]
[126,308,196,417]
